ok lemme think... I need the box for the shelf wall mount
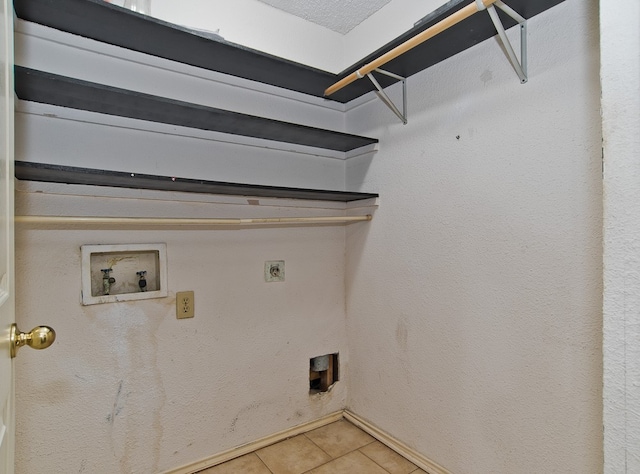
[489,0,528,84]
[365,68,407,125]
[325,0,529,124]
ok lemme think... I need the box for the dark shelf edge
[13,0,342,100]
[334,0,567,88]
[13,0,566,103]
[14,67,378,153]
[15,162,380,203]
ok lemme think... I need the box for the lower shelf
[14,161,379,203]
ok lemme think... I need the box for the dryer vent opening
[309,353,339,393]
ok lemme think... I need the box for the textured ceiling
[256,0,393,34]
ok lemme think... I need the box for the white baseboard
[163,410,451,474]
[162,411,343,474]
[343,411,452,474]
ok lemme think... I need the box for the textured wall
[148,0,447,72]
[14,184,351,473]
[13,0,610,473]
[601,0,640,472]
[345,1,603,472]
[341,0,447,69]
[13,7,354,473]
[150,0,344,73]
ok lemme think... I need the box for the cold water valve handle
[101,268,116,295]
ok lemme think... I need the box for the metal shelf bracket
[366,68,408,125]
[488,0,528,83]
[363,0,526,124]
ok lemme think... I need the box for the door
[0,0,14,472]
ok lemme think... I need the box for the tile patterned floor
[199,420,427,474]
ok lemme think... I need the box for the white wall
[149,0,344,73]
[13,5,361,472]
[345,1,603,473]
[341,0,446,70]
[14,0,610,473]
[601,1,640,472]
[147,0,449,73]
[14,182,352,473]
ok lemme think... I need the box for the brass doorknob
[10,323,56,358]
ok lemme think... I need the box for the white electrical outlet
[265,261,285,282]
[176,291,195,319]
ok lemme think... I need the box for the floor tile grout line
[252,450,275,474]
[298,441,393,474]
[200,418,423,474]
[357,444,397,474]
[301,432,333,460]
[303,425,379,460]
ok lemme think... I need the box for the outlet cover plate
[176,291,195,319]
[265,260,285,282]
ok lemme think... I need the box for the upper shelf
[15,161,380,203]
[334,0,565,97]
[13,0,566,103]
